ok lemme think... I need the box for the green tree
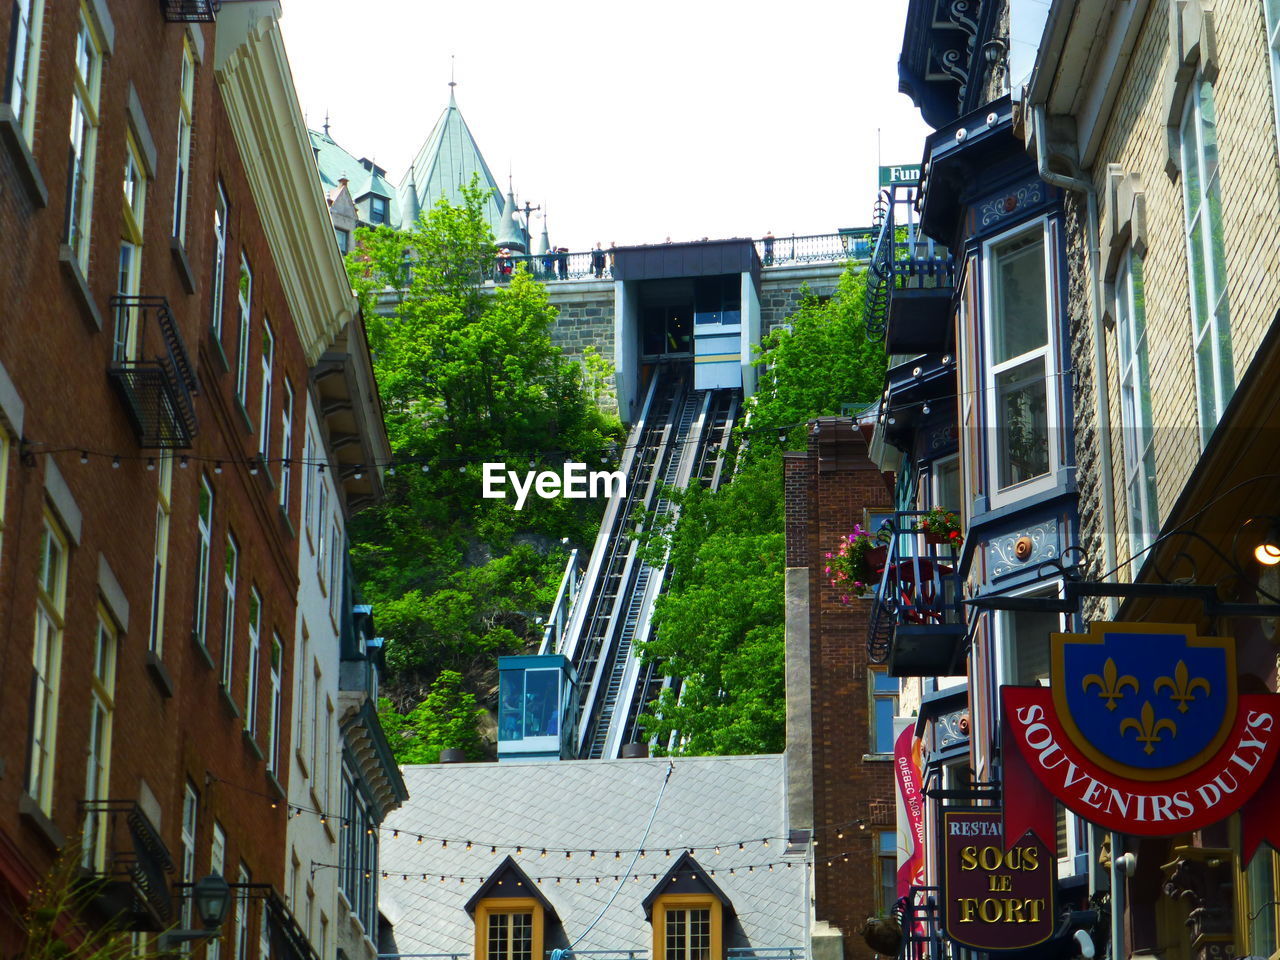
[377,670,485,764]
[349,181,622,728]
[637,266,883,754]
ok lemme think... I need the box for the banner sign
[893,722,926,899]
[1002,622,1280,840]
[942,810,1054,951]
[879,164,922,188]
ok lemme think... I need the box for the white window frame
[982,216,1060,509]
[267,632,282,774]
[1180,76,1233,447]
[328,521,340,625]
[1265,0,1280,159]
[211,183,229,337]
[180,782,198,943]
[235,863,251,960]
[991,582,1064,689]
[303,429,316,549]
[148,456,173,656]
[279,379,293,508]
[235,254,253,405]
[209,822,226,960]
[294,624,309,772]
[29,510,68,814]
[868,667,899,756]
[221,533,238,692]
[245,587,262,737]
[83,607,118,871]
[65,5,104,271]
[172,37,195,243]
[316,484,328,590]
[1115,248,1159,560]
[4,0,47,145]
[194,476,214,649]
[258,318,274,459]
[114,132,148,364]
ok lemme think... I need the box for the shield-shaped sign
[1050,622,1236,781]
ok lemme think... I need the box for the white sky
[278,0,933,249]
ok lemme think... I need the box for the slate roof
[380,755,806,957]
[309,127,402,228]
[399,90,504,234]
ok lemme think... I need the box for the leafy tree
[637,266,883,754]
[377,671,485,764]
[349,181,622,734]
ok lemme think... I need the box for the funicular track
[553,367,738,758]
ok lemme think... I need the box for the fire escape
[107,296,199,448]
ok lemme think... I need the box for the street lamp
[159,874,232,951]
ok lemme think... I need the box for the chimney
[620,742,649,759]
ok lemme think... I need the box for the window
[258,319,274,459]
[1248,849,1280,956]
[1266,0,1280,152]
[65,7,103,270]
[212,184,229,337]
[115,133,148,363]
[474,900,546,960]
[29,511,68,814]
[650,896,722,960]
[148,456,173,655]
[322,697,334,808]
[369,195,388,225]
[1180,78,1233,446]
[328,522,340,623]
[221,533,238,692]
[235,255,253,405]
[209,823,226,960]
[869,669,899,755]
[180,783,198,945]
[294,625,309,769]
[3,0,46,145]
[317,482,328,579]
[877,831,896,916]
[303,431,316,546]
[0,428,10,566]
[267,633,282,773]
[194,477,214,649]
[1115,250,1159,558]
[279,379,293,507]
[335,228,350,254]
[984,223,1056,504]
[245,588,261,736]
[995,593,1062,687]
[235,863,251,960]
[172,38,195,242]
[931,454,963,520]
[83,610,118,870]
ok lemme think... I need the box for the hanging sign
[942,810,1054,951]
[1002,622,1280,839]
[879,164,922,188]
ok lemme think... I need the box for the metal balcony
[108,296,199,448]
[865,185,954,353]
[866,511,966,677]
[161,0,219,21]
[79,800,175,930]
[901,886,946,960]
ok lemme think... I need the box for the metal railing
[161,0,219,20]
[540,548,582,654]
[504,249,607,282]
[865,186,954,341]
[540,950,805,960]
[755,233,868,267]
[901,886,945,960]
[866,511,964,667]
[79,800,175,930]
[107,295,199,448]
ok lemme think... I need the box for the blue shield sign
[1050,623,1236,781]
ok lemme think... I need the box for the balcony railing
[79,800,175,930]
[542,949,806,960]
[754,233,867,267]
[901,886,946,960]
[108,295,199,448]
[866,511,966,677]
[161,0,219,20]
[865,186,954,350]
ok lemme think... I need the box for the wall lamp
[1255,519,1280,566]
[158,874,232,951]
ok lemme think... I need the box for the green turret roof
[309,126,402,228]
[399,89,503,233]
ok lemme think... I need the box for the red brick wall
[786,419,897,955]
[0,2,306,947]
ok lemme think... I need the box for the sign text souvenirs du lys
[1001,622,1280,862]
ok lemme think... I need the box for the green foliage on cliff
[638,267,884,754]
[348,182,622,756]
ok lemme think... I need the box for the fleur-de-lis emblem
[1153,660,1211,713]
[1119,701,1178,755]
[1082,657,1139,711]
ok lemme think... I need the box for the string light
[80,451,89,464]
[112,455,121,469]
[146,458,155,471]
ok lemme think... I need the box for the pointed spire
[535,207,550,256]
[323,111,330,136]
[448,55,457,105]
[495,187,525,252]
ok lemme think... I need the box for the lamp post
[158,874,232,952]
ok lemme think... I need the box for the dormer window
[643,854,732,960]
[369,196,388,225]
[467,858,557,960]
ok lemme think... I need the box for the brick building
[0,1,393,958]
[783,419,898,960]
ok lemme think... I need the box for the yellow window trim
[473,896,544,960]
[651,893,723,960]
